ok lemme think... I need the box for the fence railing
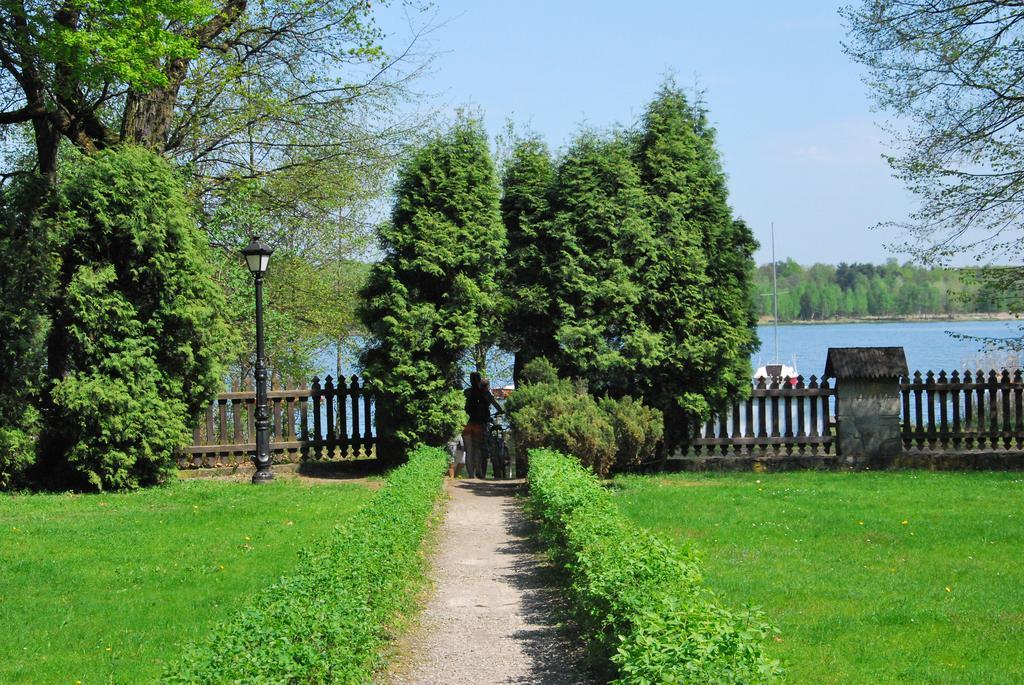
[676,367,1024,461]
[185,366,1024,469]
[900,369,1024,451]
[680,375,835,457]
[181,374,377,468]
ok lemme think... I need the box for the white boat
[754,361,799,384]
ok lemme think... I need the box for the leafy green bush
[518,355,559,385]
[167,446,448,684]
[38,147,230,490]
[0,406,39,490]
[599,395,664,469]
[526,449,782,684]
[0,174,55,489]
[506,358,662,476]
[506,374,616,476]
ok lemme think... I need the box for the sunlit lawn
[613,470,1024,684]
[0,478,373,684]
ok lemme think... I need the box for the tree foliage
[754,258,1003,321]
[550,131,654,393]
[633,82,759,433]
[499,135,558,382]
[0,173,54,488]
[842,1,1024,330]
[0,0,421,177]
[500,82,758,447]
[0,0,219,177]
[360,118,505,452]
[37,147,230,490]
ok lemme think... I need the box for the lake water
[315,319,1023,385]
[758,319,1022,378]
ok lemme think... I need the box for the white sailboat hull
[754,363,798,384]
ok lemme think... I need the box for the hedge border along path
[526,449,784,684]
[165,446,448,684]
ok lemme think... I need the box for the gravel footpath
[385,478,593,685]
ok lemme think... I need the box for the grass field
[613,470,1024,684]
[0,478,373,684]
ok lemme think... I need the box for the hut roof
[824,347,908,380]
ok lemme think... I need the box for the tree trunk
[512,350,527,387]
[662,405,691,459]
[120,58,189,150]
[32,116,60,184]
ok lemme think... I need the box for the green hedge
[165,446,448,684]
[527,449,783,684]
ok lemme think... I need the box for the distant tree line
[754,259,1003,321]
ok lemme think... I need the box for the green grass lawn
[0,478,373,684]
[613,470,1024,685]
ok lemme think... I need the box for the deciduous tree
[842,1,1024,332]
[0,0,224,179]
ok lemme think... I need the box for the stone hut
[824,347,908,467]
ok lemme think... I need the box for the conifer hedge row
[166,446,448,684]
[526,449,783,684]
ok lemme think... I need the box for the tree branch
[0,105,34,124]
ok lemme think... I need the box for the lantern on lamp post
[241,236,274,483]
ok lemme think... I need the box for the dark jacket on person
[464,386,492,424]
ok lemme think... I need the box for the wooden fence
[181,374,377,468]
[680,375,836,457]
[184,366,1024,469]
[901,369,1024,451]
[676,367,1024,461]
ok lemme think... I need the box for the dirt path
[386,479,593,685]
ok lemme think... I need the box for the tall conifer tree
[635,81,758,446]
[39,147,230,490]
[500,136,557,383]
[549,132,655,393]
[360,118,505,452]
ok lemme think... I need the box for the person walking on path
[463,372,501,478]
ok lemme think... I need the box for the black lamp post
[241,236,274,483]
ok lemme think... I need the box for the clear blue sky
[378,0,914,266]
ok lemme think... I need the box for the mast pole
[771,222,779,363]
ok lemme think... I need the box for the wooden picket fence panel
[680,375,835,456]
[900,369,1024,451]
[181,373,377,468]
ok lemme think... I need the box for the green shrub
[519,356,559,385]
[0,174,55,489]
[38,147,230,490]
[506,375,616,476]
[167,446,448,684]
[526,449,782,684]
[507,359,662,476]
[599,395,664,469]
[0,406,40,490]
